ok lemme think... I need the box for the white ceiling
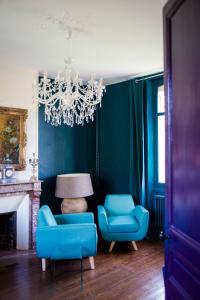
[0,0,167,84]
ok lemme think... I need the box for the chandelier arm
[78,94,103,106]
[37,96,60,107]
[85,98,102,105]
[78,84,98,93]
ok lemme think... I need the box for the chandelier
[33,19,105,127]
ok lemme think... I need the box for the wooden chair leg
[42,258,46,271]
[89,256,95,270]
[80,259,83,290]
[50,260,57,281]
[109,241,115,252]
[132,241,138,251]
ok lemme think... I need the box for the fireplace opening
[0,212,17,249]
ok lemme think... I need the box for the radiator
[153,194,165,237]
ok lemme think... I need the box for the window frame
[146,77,165,197]
[153,84,165,187]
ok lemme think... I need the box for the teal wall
[39,105,96,213]
[39,79,137,212]
[97,80,133,203]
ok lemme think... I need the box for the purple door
[163,0,200,298]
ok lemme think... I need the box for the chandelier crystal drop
[33,58,105,127]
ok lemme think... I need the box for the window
[146,76,165,237]
[146,77,165,195]
[157,85,165,184]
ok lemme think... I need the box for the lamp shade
[55,173,94,198]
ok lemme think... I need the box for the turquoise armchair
[98,194,149,252]
[36,205,97,272]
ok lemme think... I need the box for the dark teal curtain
[129,79,146,207]
[129,73,163,208]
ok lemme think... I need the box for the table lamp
[55,173,94,213]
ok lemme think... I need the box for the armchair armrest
[36,223,97,258]
[97,205,108,232]
[133,205,149,224]
[132,205,149,238]
[54,212,94,225]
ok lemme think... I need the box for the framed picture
[0,106,28,170]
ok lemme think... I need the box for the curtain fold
[129,79,146,207]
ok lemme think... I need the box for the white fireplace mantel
[0,180,42,250]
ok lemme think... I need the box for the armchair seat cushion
[108,215,139,233]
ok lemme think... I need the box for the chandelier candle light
[33,21,105,127]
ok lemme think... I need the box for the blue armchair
[98,194,149,252]
[36,205,97,272]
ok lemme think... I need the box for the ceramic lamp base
[61,197,88,214]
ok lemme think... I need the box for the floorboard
[0,240,164,300]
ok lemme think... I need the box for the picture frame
[0,106,28,170]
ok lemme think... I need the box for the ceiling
[0,0,167,84]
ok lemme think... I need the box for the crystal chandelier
[33,23,105,127]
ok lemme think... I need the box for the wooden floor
[0,241,164,300]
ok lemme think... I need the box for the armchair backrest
[104,194,135,216]
[37,205,57,227]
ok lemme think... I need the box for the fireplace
[0,212,16,249]
[0,180,41,250]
